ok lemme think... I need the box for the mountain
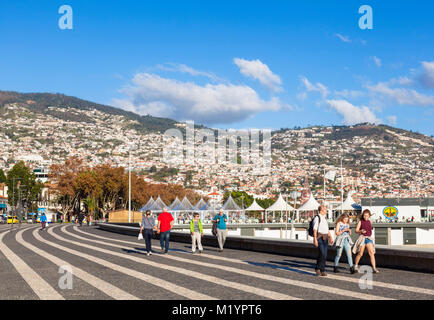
[0,90,179,133]
[0,90,432,198]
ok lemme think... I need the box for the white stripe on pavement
[63,226,390,300]
[17,228,139,300]
[39,227,215,300]
[51,225,297,300]
[0,227,64,300]
[73,226,434,297]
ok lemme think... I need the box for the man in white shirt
[313,204,333,276]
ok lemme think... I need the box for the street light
[10,177,21,230]
[290,191,301,238]
[128,142,138,223]
[18,185,27,228]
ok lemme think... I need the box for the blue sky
[0,0,433,135]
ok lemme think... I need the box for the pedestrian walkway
[0,224,433,300]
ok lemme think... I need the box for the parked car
[7,216,19,224]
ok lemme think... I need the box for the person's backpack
[212,220,218,236]
[308,215,321,237]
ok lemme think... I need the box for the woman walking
[140,210,156,256]
[353,209,379,273]
[333,214,355,274]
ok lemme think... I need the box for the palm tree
[83,197,96,221]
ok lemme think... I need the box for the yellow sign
[383,206,398,220]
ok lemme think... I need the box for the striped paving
[47,226,297,300]
[58,225,391,300]
[1,223,433,300]
[71,225,434,297]
[0,226,64,300]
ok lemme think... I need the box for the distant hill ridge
[0,90,432,143]
[0,90,179,133]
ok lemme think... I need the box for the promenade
[0,223,433,300]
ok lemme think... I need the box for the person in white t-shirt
[313,204,333,277]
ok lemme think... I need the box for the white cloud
[113,72,288,125]
[299,76,330,99]
[326,99,381,125]
[334,89,365,99]
[419,61,434,88]
[371,56,382,67]
[335,33,351,43]
[156,63,221,81]
[366,82,434,106]
[233,58,283,92]
[387,115,397,126]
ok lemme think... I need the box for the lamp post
[241,195,244,223]
[129,149,131,223]
[18,185,27,228]
[10,178,21,230]
[290,191,301,238]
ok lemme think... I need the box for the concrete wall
[416,228,434,244]
[390,228,404,245]
[363,205,421,221]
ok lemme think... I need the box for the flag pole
[323,168,326,202]
[340,157,344,215]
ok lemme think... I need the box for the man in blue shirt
[40,213,47,230]
[213,209,228,252]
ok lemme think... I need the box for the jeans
[364,238,374,245]
[334,237,353,267]
[217,229,227,250]
[144,229,153,253]
[160,231,170,253]
[315,237,328,272]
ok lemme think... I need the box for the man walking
[213,209,228,252]
[190,213,204,254]
[157,207,174,254]
[40,213,47,231]
[313,204,333,276]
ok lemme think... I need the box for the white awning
[265,194,294,211]
[245,199,265,211]
[298,193,320,211]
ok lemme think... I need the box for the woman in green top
[190,213,204,254]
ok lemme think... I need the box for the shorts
[364,238,374,245]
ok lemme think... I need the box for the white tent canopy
[149,195,167,212]
[172,196,194,211]
[140,196,155,212]
[168,197,181,210]
[193,198,207,211]
[245,199,265,211]
[298,193,320,211]
[265,194,294,211]
[221,195,241,211]
[334,191,360,211]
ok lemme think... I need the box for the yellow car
[7,216,19,224]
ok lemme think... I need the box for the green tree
[0,169,6,183]
[6,161,43,207]
[223,191,253,209]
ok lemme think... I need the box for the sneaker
[373,268,380,274]
[148,251,152,256]
[333,267,340,273]
[350,266,356,274]
[199,250,203,254]
[354,265,359,273]
[315,269,321,276]
[192,251,196,254]
[320,272,327,277]
[146,252,150,256]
